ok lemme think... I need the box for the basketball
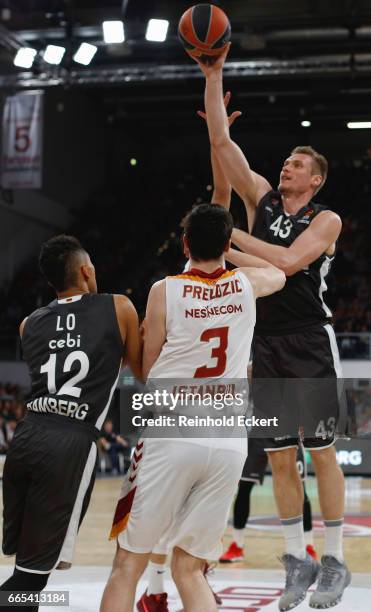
[178,4,231,64]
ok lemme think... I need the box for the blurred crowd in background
[0,147,370,436]
[1,150,370,337]
[0,382,26,453]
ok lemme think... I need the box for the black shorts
[241,439,307,484]
[252,324,341,450]
[2,413,98,573]
[241,438,268,484]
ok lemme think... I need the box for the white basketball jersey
[148,266,255,379]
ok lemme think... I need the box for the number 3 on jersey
[194,327,229,377]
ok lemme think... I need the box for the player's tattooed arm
[195,44,271,220]
[142,280,166,380]
[114,295,143,381]
[232,211,342,276]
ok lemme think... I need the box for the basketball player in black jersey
[194,46,351,611]
[0,235,142,612]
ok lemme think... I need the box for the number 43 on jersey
[270,214,293,239]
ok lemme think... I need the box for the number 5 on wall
[15,125,31,152]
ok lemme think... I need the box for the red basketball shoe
[219,541,244,563]
[136,590,169,612]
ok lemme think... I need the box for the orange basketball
[178,4,231,64]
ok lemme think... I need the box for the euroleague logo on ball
[178,3,231,65]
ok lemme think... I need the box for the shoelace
[285,565,301,588]
[319,564,339,588]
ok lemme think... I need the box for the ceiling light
[2,8,11,20]
[103,21,125,43]
[14,47,37,69]
[73,42,98,66]
[347,121,371,129]
[43,44,65,65]
[145,19,169,42]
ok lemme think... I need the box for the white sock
[147,561,166,595]
[233,528,244,548]
[324,519,344,562]
[281,515,306,560]
[304,530,314,546]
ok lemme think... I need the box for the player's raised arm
[142,280,166,380]
[226,247,275,269]
[240,265,286,299]
[198,91,241,209]
[232,210,342,276]
[194,45,271,219]
[210,149,231,208]
[227,247,286,296]
[113,295,143,381]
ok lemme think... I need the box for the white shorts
[111,438,245,561]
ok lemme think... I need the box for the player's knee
[112,547,148,580]
[310,445,337,470]
[171,547,202,583]
[171,548,187,582]
[268,448,297,475]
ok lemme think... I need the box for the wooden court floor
[3,475,369,573]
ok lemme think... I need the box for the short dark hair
[183,204,233,261]
[39,235,86,291]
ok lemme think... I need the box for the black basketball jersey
[21,293,123,430]
[252,190,335,335]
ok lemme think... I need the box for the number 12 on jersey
[194,326,229,377]
[40,351,89,398]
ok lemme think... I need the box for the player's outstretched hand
[189,42,231,77]
[197,91,242,126]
